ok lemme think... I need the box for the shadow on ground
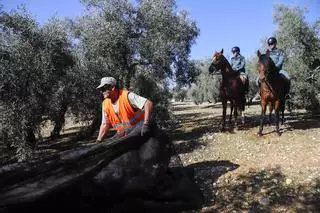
[173,102,320,138]
[172,102,320,212]
[186,160,240,208]
[171,110,221,154]
[210,167,320,212]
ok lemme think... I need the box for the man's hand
[141,123,150,136]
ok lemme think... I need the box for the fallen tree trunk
[0,133,150,205]
[0,127,203,212]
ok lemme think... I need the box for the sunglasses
[100,84,113,92]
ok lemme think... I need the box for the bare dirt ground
[171,101,320,213]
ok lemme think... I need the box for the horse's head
[257,50,277,82]
[209,49,225,74]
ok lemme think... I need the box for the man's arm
[143,100,153,124]
[97,123,110,142]
[96,105,110,142]
[239,56,245,70]
[230,58,235,70]
[127,92,153,124]
[275,50,284,69]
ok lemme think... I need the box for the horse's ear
[257,50,261,57]
[221,49,224,54]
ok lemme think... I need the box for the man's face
[100,84,114,99]
[268,43,276,50]
[232,51,239,57]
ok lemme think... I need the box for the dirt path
[171,101,320,212]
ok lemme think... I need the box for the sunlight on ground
[39,117,90,138]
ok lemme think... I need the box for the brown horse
[257,50,289,136]
[209,49,248,131]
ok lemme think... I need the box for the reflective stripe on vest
[103,89,145,136]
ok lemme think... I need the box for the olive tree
[73,0,199,127]
[188,59,220,104]
[0,8,74,161]
[273,5,320,113]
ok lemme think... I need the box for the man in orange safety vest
[96,77,153,142]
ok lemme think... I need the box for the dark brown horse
[209,49,248,131]
[257,50,289,136]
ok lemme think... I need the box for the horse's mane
[220,54,238,76]
[258,53,278,80]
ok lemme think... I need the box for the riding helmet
[267,37,277,45]
[231,46,240,53]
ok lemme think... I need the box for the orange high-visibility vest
[103,89,145,136]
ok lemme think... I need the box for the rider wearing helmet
[230,46,248,92]
[267,37,291,97]
[256,37,291,98]
[267,37,285,71]
[231,46,245,73]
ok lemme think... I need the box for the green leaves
[0,10,75,160]
[78,0,198,86]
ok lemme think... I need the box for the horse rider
[96,77,153,142]
[230,46,249,92]
[256,37,291,98]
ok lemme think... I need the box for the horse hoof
[257,132,263,137]
[220,127,225,132]
[277,132,282,136]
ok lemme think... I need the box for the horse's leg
[241,95,246,125]
[234,105,238,130]
[282,78,289,124]
[241,110,245,125]
[258,101,267,136]
[229,101,234,126]
[281,99,285,125]
[275,101,281,136]
[281,106,285,125]
[221,101,227,132]
[268,102,274,125]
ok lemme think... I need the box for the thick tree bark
[25,125,36,150]
[50,104,68,139]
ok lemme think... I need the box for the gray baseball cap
[96,77,117,89]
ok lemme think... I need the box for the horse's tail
[279,73,290,96]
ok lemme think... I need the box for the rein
[261,78,276,96]
[261,69,277,97]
